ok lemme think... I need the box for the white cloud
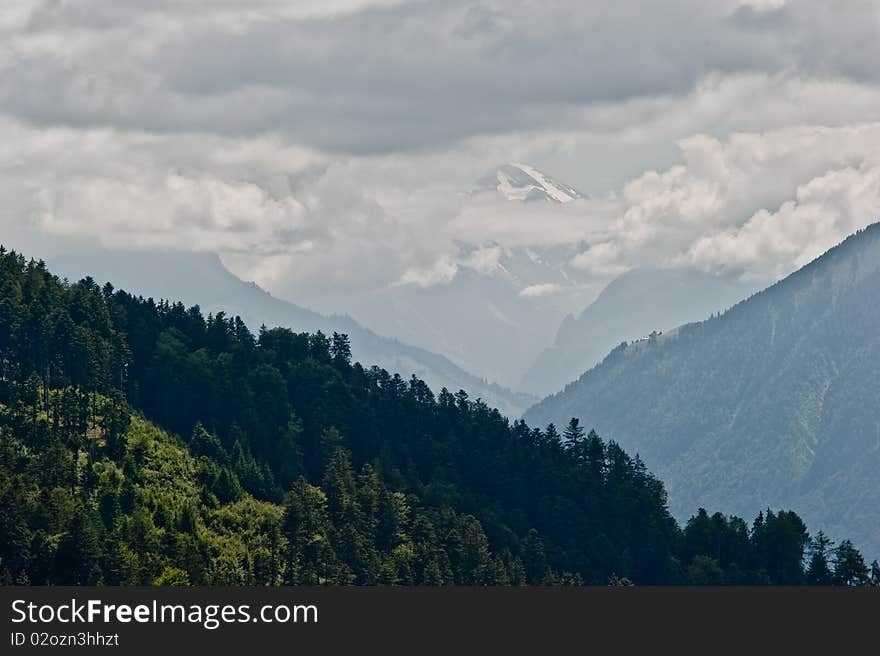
[683,164,880,280]
[461,245,505,275]
[571,242,631,276]
[2,1,880,308]
[569,124,880,281]
[519,283,562,298]
[398,256,458,288]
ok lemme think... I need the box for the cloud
[571,243,631,276]
[3,1,880,153]
[569,124,880,282]
[0,116,414,295]
[460,245,505,275]
[683,164,880,280]
[2,1,880,308]
[519,283,562,298]
[398,256,458,288]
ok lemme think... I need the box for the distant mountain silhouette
[526,223,880,555]
[521,268,757,396]
[49,250,536,417]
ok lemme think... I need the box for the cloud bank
[1,0,879,304]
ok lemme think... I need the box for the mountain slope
[48,250,535,417]
[525,223,880,555]
[2,244,874,584]
[521,269,758,396]
[0,399,556,586]
[0,249,680,585]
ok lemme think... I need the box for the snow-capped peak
[480,163,585,204]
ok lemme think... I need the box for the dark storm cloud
[3,1,879,153]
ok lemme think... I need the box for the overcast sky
[2,0,880,302]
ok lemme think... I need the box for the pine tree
[806,531,834,585]
[544,423,561,446]
[283,478,333,584]
[833,540,870,586]
[563,417,586,444]
[563,417,587,463]
[54,503,104,585]
[522,529,549,584]
[330,332,352,367]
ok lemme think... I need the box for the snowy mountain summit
[480,163,585,203]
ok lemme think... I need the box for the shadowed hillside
[526,223,880,556]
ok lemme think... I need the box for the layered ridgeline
[521,269,758,396]
[286,164,595,392]
[49,251,534,418]
[335,245,596,393]
[1,247,876,585]
[526,223,880,556]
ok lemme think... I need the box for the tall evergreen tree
[833,540,870,586]
[806,531,834,585]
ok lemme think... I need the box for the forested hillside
[521,268,756,396]
[48,250,535,418]
[1,246,876,585]
[526,223,880,557]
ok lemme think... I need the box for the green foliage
[833,540,870,586]
[0,246,875,586]
[153,567,191,586]
[806,531,834,585]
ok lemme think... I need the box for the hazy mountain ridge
[525,222,880,555]
[521,268,759,396]
[338,248,597,391]
[5,244,873,586]
[300,165,596,391]
[48,250,536,417]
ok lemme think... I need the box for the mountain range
[525,222,880,556]
[4,242,871,586]
[47,164,764,404]
[521,268,759,396]
[48,250,536,418]
[335,243,599,390]
[332,165,596,388]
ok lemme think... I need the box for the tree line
[0,246,876,585]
